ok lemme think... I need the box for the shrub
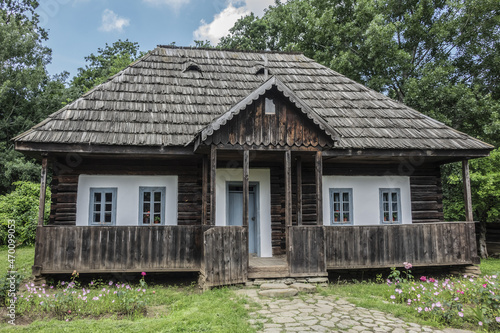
[0,181,50,245]
[0,271,23,306]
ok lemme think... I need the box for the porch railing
[324,222,479,269]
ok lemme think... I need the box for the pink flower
[404,262,412,270]
[496,317,500,322]
[458,312,463,317]
[482,284,487,288]
[152,291,156,294]
[390,295,396,299]
[68,310,71,313]
[429,278,436,283]
[479,322,483,326]
[141,272,146,276]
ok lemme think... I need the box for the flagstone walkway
[234,289,473,333]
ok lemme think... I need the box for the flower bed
[14,271,151,321]
[388,263,500,331]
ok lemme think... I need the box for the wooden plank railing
[200,226,248,289]
[324,222,478,269]
[33,225,203,274]
[289,226,327,277]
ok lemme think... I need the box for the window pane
[383,203,389,212]
[392,202,398,212]
[143,202,150,213]
[153,214,161,223]
[94,204,101,212]
[105,192,113,202]
[154,191,161,202]
[154,202,161,213]
[383,192,389,202]
[143,214,150,224]
[105,203,112,212]
[333,192,340,202]
[104,212,112,223]
[342,192,349,202]
[94,192,101,203]
[343,202,349,212]
[334,212,340,222]
[343,212,349,222]
[392,212,398,222]
[94,213,101,223]
[392,192,398,202]
[334,203,340,212]
[384,212,389,222]
[144,191,151,202]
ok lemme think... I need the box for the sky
[36,0,279,78]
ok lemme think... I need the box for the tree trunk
[478,220,488,259]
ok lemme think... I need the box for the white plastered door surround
[76,175,178,226]
[322,175,412,226]
[215,168,272,257]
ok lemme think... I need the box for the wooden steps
[248,265,289,279]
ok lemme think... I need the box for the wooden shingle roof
[14,46,494,151]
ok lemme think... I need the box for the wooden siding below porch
[325,222,478,269]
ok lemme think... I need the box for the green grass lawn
[0,246,34,280]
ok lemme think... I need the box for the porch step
[257,282,318,297]
[248,265,289,279]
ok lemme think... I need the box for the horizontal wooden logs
[35,225,203,274]
[324,222,478,269]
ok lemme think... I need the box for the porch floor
[248,255,288,279]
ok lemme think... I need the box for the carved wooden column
[243,149,249,227]
[38,155,48,226]
[462,160,473,222]
[296,156,303,226]
[210,145,217,225]
[202,156,208,225]
[315,151,323,225]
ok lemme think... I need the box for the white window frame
[329,188,353,225]
[139,186,166,225]
[89,188,117,225]
[379,188,402,224]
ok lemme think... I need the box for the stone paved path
[235,289,473,333]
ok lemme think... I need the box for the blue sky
[37,0,278,78]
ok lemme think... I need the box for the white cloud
[193,0,279,45]
[99,9,130,32]
[142,0,190,9]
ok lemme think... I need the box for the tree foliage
[70,39,142,94]
[0,181,50,246]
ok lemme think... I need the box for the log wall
[34,225,203,274]
[324,222,478,269]
[289,226,327,277]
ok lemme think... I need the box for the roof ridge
[157,45,304,55]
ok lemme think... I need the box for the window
[265,97,275,115]
[380,188,401,224]
[140,187,166,225]
[89,188,117,225]
[329,188,353,224]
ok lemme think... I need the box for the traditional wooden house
[14,46,493,287]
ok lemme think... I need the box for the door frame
[225,181,260,256]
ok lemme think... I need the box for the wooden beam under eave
[315,151,323,225]
[296,156,303,226]
[38,156,48,226]
[285,150,292,266]
[202,156,208,225]
[243,149,249,228]
[462,160,473,222]
[210,145,217,226]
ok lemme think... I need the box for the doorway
[226,182,259,256]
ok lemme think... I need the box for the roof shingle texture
[15,47,492,150]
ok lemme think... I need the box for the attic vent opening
[182,60,202,75]
[265,98,276,115]
[255,66,271,76]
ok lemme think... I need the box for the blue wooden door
[227,183,258,255]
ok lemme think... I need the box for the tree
[71,39,142,94]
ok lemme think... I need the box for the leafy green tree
[71,39,142,94]
[0,181,50,246]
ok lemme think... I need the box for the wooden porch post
[296,156,302,226]
[462,159,473,222]
[210,145,217,225]
[285,150,292,263]
[38,156,48,226]
[315,151,323,225]
[202,156,208,225]
[243,149,249,227]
